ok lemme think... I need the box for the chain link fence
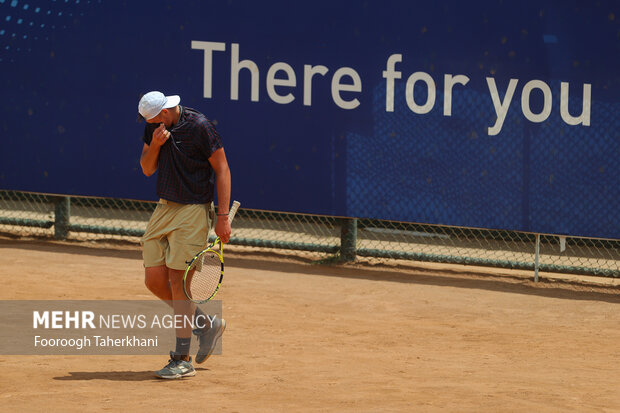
[0,190,619,278]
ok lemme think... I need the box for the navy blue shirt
[142,106,223,204]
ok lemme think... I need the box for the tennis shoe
[154,351,196,379]
[193,317,226,364]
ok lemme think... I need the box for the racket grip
[228,200,241,223]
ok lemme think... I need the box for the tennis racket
[183,200,240,303]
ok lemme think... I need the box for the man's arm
[140,124,170,176]
[209,147,232,243]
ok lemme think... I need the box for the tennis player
[137,91,231,379]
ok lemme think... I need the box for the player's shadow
[53,368,209,381]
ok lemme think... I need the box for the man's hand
[215,215,232,243]
[140,124,170,176]
[151,123,171,148]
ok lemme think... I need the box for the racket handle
[228,200,241,223]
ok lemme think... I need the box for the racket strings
[187,252,222,301]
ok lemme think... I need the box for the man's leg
[152,267,196,379]
[144,265,172,304]
[145,265,207,321]
[142,203,195,378]
[169,267,223,364]
[168,268,193,361]
[146,264,216,361]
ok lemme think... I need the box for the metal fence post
[340,218,357,262]
[534,233,540,282]
[54,196,71,240]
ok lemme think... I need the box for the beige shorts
[141,199,215,270]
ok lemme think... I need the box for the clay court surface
[0,237,619,412]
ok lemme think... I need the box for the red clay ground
[0,238,619,412]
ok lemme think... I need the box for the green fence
[1,190,619,278]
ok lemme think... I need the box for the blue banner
[1,1,618,238]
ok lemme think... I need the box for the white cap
[138,91,181,120]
